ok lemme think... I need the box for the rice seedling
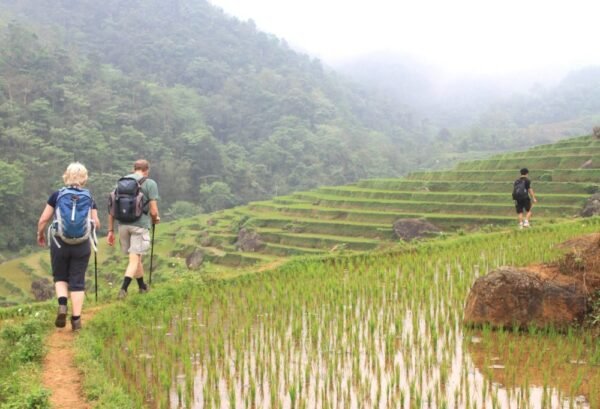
[77,218,600,408]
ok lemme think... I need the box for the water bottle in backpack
[108,177,148,223]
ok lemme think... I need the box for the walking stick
[94,250,98,302]
[149,223,156,285]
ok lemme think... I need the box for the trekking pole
[94,250,98,303]
[149,223,156,285]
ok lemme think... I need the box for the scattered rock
[464,267,588,329]
[198,231,213,247]
[393,218,441,241]
[185,249,204,270]
[235,228,265,252]
[581,193,600,217]
[465,235,600,330]
[31,278,53,301]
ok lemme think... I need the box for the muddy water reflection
[169,296,597,408]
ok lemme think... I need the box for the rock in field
[186,249,204,270]
[581,193,600,217]
[393,218,441,241]
[464,267,588,329]
[235,228,265,252]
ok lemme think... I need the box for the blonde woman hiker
[36,162,100,331]
[107,159,160,299]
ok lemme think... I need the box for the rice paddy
[82,218,600,409]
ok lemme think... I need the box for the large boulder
[393,218,441,241]
[31,278,53,301]
[464,267,588,329]
[185,249,204,270]
[581,193,600,217]
[235,228,265,252]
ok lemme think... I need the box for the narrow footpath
[42,308,99,409]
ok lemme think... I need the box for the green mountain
[0,0,432,255]
[1,134,597,305]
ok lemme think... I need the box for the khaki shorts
[119,225,150,255]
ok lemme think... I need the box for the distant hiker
[36,162,100,331]
[107,159,160,299]
[512,168,537,228]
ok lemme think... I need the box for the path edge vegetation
[0,303,54,409]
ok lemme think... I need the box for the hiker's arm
[107,214,115,246]
[529,188,537,203]
[36,205,54,247]
[149,200,160,224]
[91,209,101,230]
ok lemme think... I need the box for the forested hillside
[0,0,436,255]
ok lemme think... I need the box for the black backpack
[512,178,529,201]
[108,177,148,222]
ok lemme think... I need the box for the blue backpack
[51,187,94,246]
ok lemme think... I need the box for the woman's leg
[70,291,85,316]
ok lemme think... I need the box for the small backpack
[512,178,529,201]
[108,176,148,223]
[52,187,94,246]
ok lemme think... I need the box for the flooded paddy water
[101,222,600,408]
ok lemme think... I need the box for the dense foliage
[0,0,435,254]
[0,310,51,408]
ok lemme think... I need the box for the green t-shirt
[120,173,160,229]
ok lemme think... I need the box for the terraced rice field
[186,135,598,267]
[1,135,599,302]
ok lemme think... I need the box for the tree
[199,182,235,212]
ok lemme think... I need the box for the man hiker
[107,159,160,299]
[513,167,537,228]
[36,162,100,331]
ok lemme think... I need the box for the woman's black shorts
[50,239,91,291]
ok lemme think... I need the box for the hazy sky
[208,0,599,77]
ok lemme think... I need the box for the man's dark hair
[520,168,529,175]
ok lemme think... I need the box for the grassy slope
[1,134,599,302]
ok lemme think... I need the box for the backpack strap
[137,177,150,214]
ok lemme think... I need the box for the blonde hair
[62,162,89,187]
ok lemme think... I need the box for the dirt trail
[42,307,101,409]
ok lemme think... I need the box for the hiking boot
[518,222,524,230]
[71,317,82,332]
[139,284,150,294]
[118,289,128,300]
[523,220,530,228]
[55,305,68,328]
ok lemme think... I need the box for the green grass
[281,192,580,217]
[406,168,600,183]
[312,187,589,205]
[74,217,600,408]
[356,179,599,194]
[258,230,381,251]
[455,155,600,171]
